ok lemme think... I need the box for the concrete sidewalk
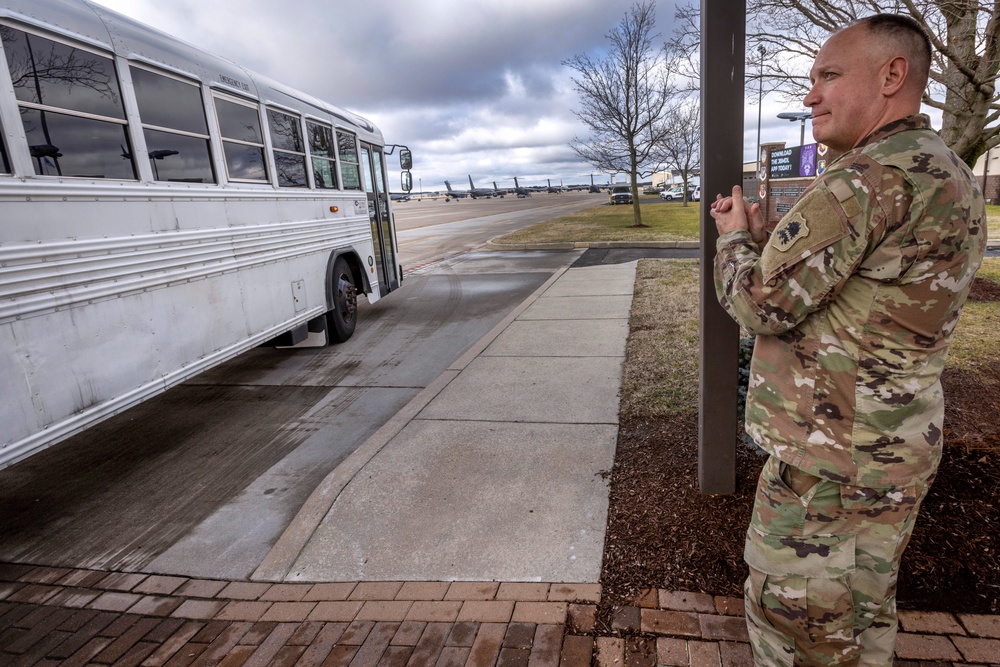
[255,261,635,585]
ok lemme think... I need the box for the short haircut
[854,14,932,88]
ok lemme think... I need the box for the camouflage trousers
[743,455,931,667]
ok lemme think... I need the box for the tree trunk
[938,0,992,167]
[630,154,646,227]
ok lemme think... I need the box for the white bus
[0,0,412,470]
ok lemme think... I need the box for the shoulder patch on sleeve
[772,212,809,252]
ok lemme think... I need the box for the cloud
[88,0,817,190]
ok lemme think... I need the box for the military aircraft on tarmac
[467,176,496,199]
[546,178,562,194]
[443,180,469,199]
[492,181,510,198]
[513,177,532,197]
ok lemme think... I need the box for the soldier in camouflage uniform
[709,14,987,667]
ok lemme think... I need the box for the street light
[755,46,766,176]
[777,111,812,147]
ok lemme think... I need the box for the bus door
[360,144,398,294]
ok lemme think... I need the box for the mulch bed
[598,276,1000,628]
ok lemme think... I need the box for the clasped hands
[709,185,768,246]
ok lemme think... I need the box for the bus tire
[327,256,357,343]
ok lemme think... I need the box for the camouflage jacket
[714,115,987,489]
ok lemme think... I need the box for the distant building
[651,168,700,191]
[971,149,1000,205]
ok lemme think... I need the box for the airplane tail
[468,175,475,189]
[514,177,520,188]
[444,180,453,192]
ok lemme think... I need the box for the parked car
[659,187,686,201]
[609,185,633,205]
[691,186,701,201]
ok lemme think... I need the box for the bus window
[307,121,336,189]
[131,67,215,183]
[2,27,135,179]
[336,130,361,190]
[213,95,267,182]
[267,109,306,188]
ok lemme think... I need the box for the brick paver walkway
[2,563,998,665]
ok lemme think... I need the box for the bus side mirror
[399,148,412,171]
[401,171,412,192]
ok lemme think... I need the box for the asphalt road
[392,192,605,270]
[0,195,600,579]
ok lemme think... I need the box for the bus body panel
[0,194,381,468]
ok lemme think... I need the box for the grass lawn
[947,256,1000,374]
[620,259,700,419]
[492,196,701,245]
[987,203,1000,232]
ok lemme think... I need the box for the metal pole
[698,0,744,494]
[983,148,991,204]
[755,46,765,177]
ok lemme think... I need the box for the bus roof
[0,0,383,143]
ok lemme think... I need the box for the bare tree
[2,27,121,105]
[660,101,701,206]
[664,3,703,90]
[564,1,671,227]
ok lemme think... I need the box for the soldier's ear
[881,56,908,97]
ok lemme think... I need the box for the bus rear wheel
[327,257,357,343]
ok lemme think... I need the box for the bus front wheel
[327,257,357,343]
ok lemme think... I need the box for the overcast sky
[91,0,812,192]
